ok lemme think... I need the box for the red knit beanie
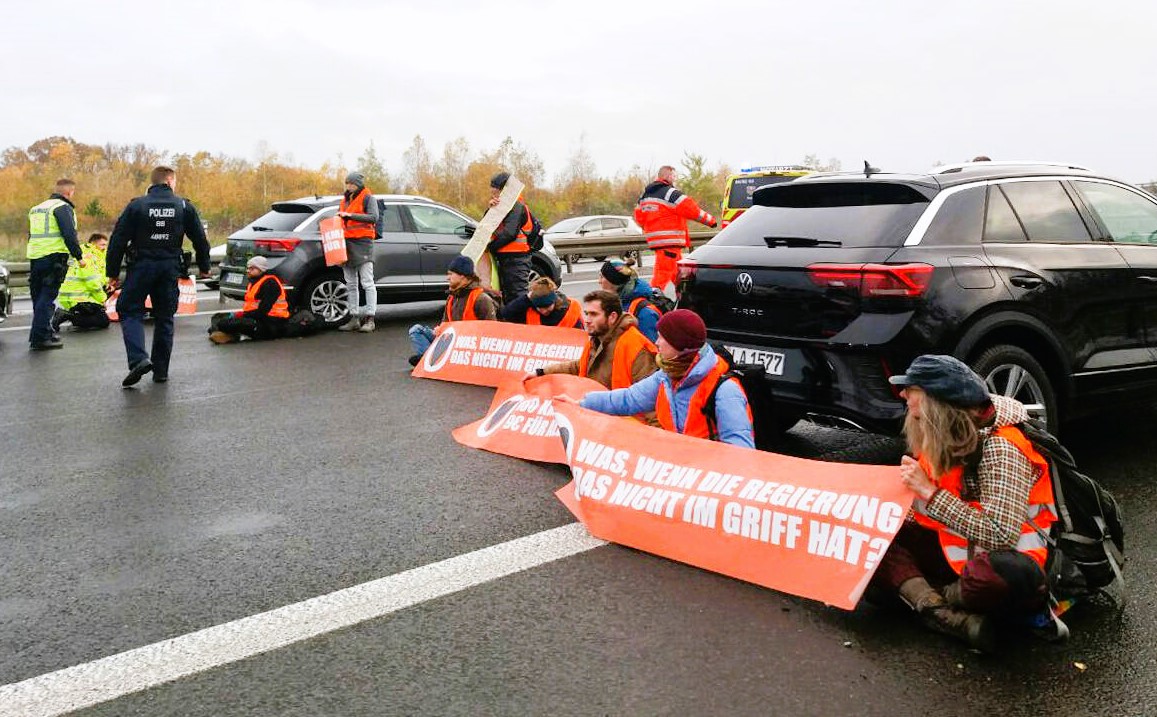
[656,309,706,352]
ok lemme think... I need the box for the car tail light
[254,238,301,253]
[807,263,934,298]
[676,259,698,284]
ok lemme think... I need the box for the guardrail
[553,229,719,273]
[3,258,223,291]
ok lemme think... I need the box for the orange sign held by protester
[320,216,347,266]
[551,403,913,609]
[177,277,198,314]
[411,321,588,388]
[453,374,607,463]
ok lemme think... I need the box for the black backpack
[284,309,326,338]
[647,288,676,314]
[525,208,544,253]
[1014,421,1126,605]
[703,344,779,450]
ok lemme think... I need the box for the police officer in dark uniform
[107,165,211,387]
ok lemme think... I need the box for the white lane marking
[0,523,605,717]
[0,310,227,332]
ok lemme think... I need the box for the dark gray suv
[219,194,563,324]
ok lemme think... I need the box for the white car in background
[544,215,641,264]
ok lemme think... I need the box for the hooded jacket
[618,275,662,342]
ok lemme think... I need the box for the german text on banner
[411,321,588,388]
[177,277,197,314]
[551,403,912,609]
[320,216,347,266]
[453,374,607,463]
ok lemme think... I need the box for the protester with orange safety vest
[336,172,380,333]
[563,309,753,447]
[634,165,717,295]
[598,258,662,342]
[500,276,583,329]
[407,254,498,366]
[208,256,289,344]
[865,355,1068,652]
[487,171,535,305]
[536,290,656,391]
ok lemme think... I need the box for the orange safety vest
[526,298,583,329]
[633,181,716,250]
[445,287,484,322]
[241,274,290,319]
[655,358,752,440]
[578,326,656,389]
[340,187,376,239]
[494,201,532,254]
[911,425,1057,573]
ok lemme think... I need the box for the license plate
[725,345,786,376]
[223,271,243,285]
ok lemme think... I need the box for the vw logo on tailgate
[735,272,754,295]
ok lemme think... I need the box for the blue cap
[448,255,475,277]
[889,355,991,407]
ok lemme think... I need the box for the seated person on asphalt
[500,276,583,329]
[559,309,753,448]
[208,256,289,344]
[598,258,661,342]
[408,255,498,366]
[52,232,112,332]
[866,354,1069,652]
[534,289,656,390]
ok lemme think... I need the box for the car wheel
[970,344,1058,433]
[301,273,350,326]
[530,257,562,287]
[593,255,607,262]
[565,253,583,265]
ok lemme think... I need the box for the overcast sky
[5,0,1155,187]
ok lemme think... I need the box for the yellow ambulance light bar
[737,165,814,174]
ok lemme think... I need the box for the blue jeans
[117,257,181,376]
[409,324,435,356]
[29,254,68,345]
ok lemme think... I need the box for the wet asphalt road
[1,283,1156,716]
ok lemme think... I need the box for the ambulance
[720,165,814,227]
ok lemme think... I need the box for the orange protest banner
[411,321,589,388]
[453,374,607,463]
[177,277,198,315]
[320,216,347,266]
[551,403,912,609]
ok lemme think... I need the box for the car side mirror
[455,225,474,238]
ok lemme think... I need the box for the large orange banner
[411,321,589,388]
[551,403,912,609]
[453,374,607,463]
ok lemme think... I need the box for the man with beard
[536,290,656,390]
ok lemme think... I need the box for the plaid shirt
[914,395,1040,552]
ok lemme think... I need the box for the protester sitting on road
[500,276,583,329]
[597,258,661,342]
[408,255,498,366]
[867,354,1068,652]
[535,290,656,390]
[52,232,111,332]
[208,256,289,344]
[560,309,753,448]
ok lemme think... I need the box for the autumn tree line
[0,135,841,259]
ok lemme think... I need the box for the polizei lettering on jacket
[148,208,177,218]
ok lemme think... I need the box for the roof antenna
[863,160,880,177]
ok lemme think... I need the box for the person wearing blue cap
[407,254,498,366]
[867,354,1069,651]
[499,276,583,329]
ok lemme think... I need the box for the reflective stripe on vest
[578,326,656,389]
[58,245,107,308]
[526,298,582,328]
[340,188,375,239]
[495,201,532,254]
[27,198,73,259]
[445,287,483,322]
[655,358,752,440]
[242,274,290,318]
[910,424,1057,573]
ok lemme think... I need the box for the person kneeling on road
[408,255,498,366]
[208,256,289,344]
[500,276,583,329]
[559,309,753,448]
[866,354,1068,652]
[52,232,112,332]
[535,290,656,390]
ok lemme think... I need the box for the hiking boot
[337,316,361,331]
[208,331,236,345]
[122,359,154,387]
[30,338,64,351]
[357,318,376,333]
[899,577,997,653]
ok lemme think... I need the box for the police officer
[106,166,211,387]
[27,178,84,350]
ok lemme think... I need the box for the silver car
[544,215,641,264]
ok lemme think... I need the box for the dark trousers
[117,257,181,376]
[215,316,285,341]
[870,522,1048,615]
[29,253,68,345]
[59,302,111,330]
[494,252,531,305]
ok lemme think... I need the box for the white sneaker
[337,316,361,332]
[358,319,376,333]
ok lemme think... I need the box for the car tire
[565,253,583,265]
[593,255,606,262]
[530,257,562,287]
[300,272,350,327]
[969,344,1058,433]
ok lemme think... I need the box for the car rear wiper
[250,226,274,232]
[763,236,842,247]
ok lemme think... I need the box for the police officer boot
[50,307,67,333]
[899,577,996,653]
